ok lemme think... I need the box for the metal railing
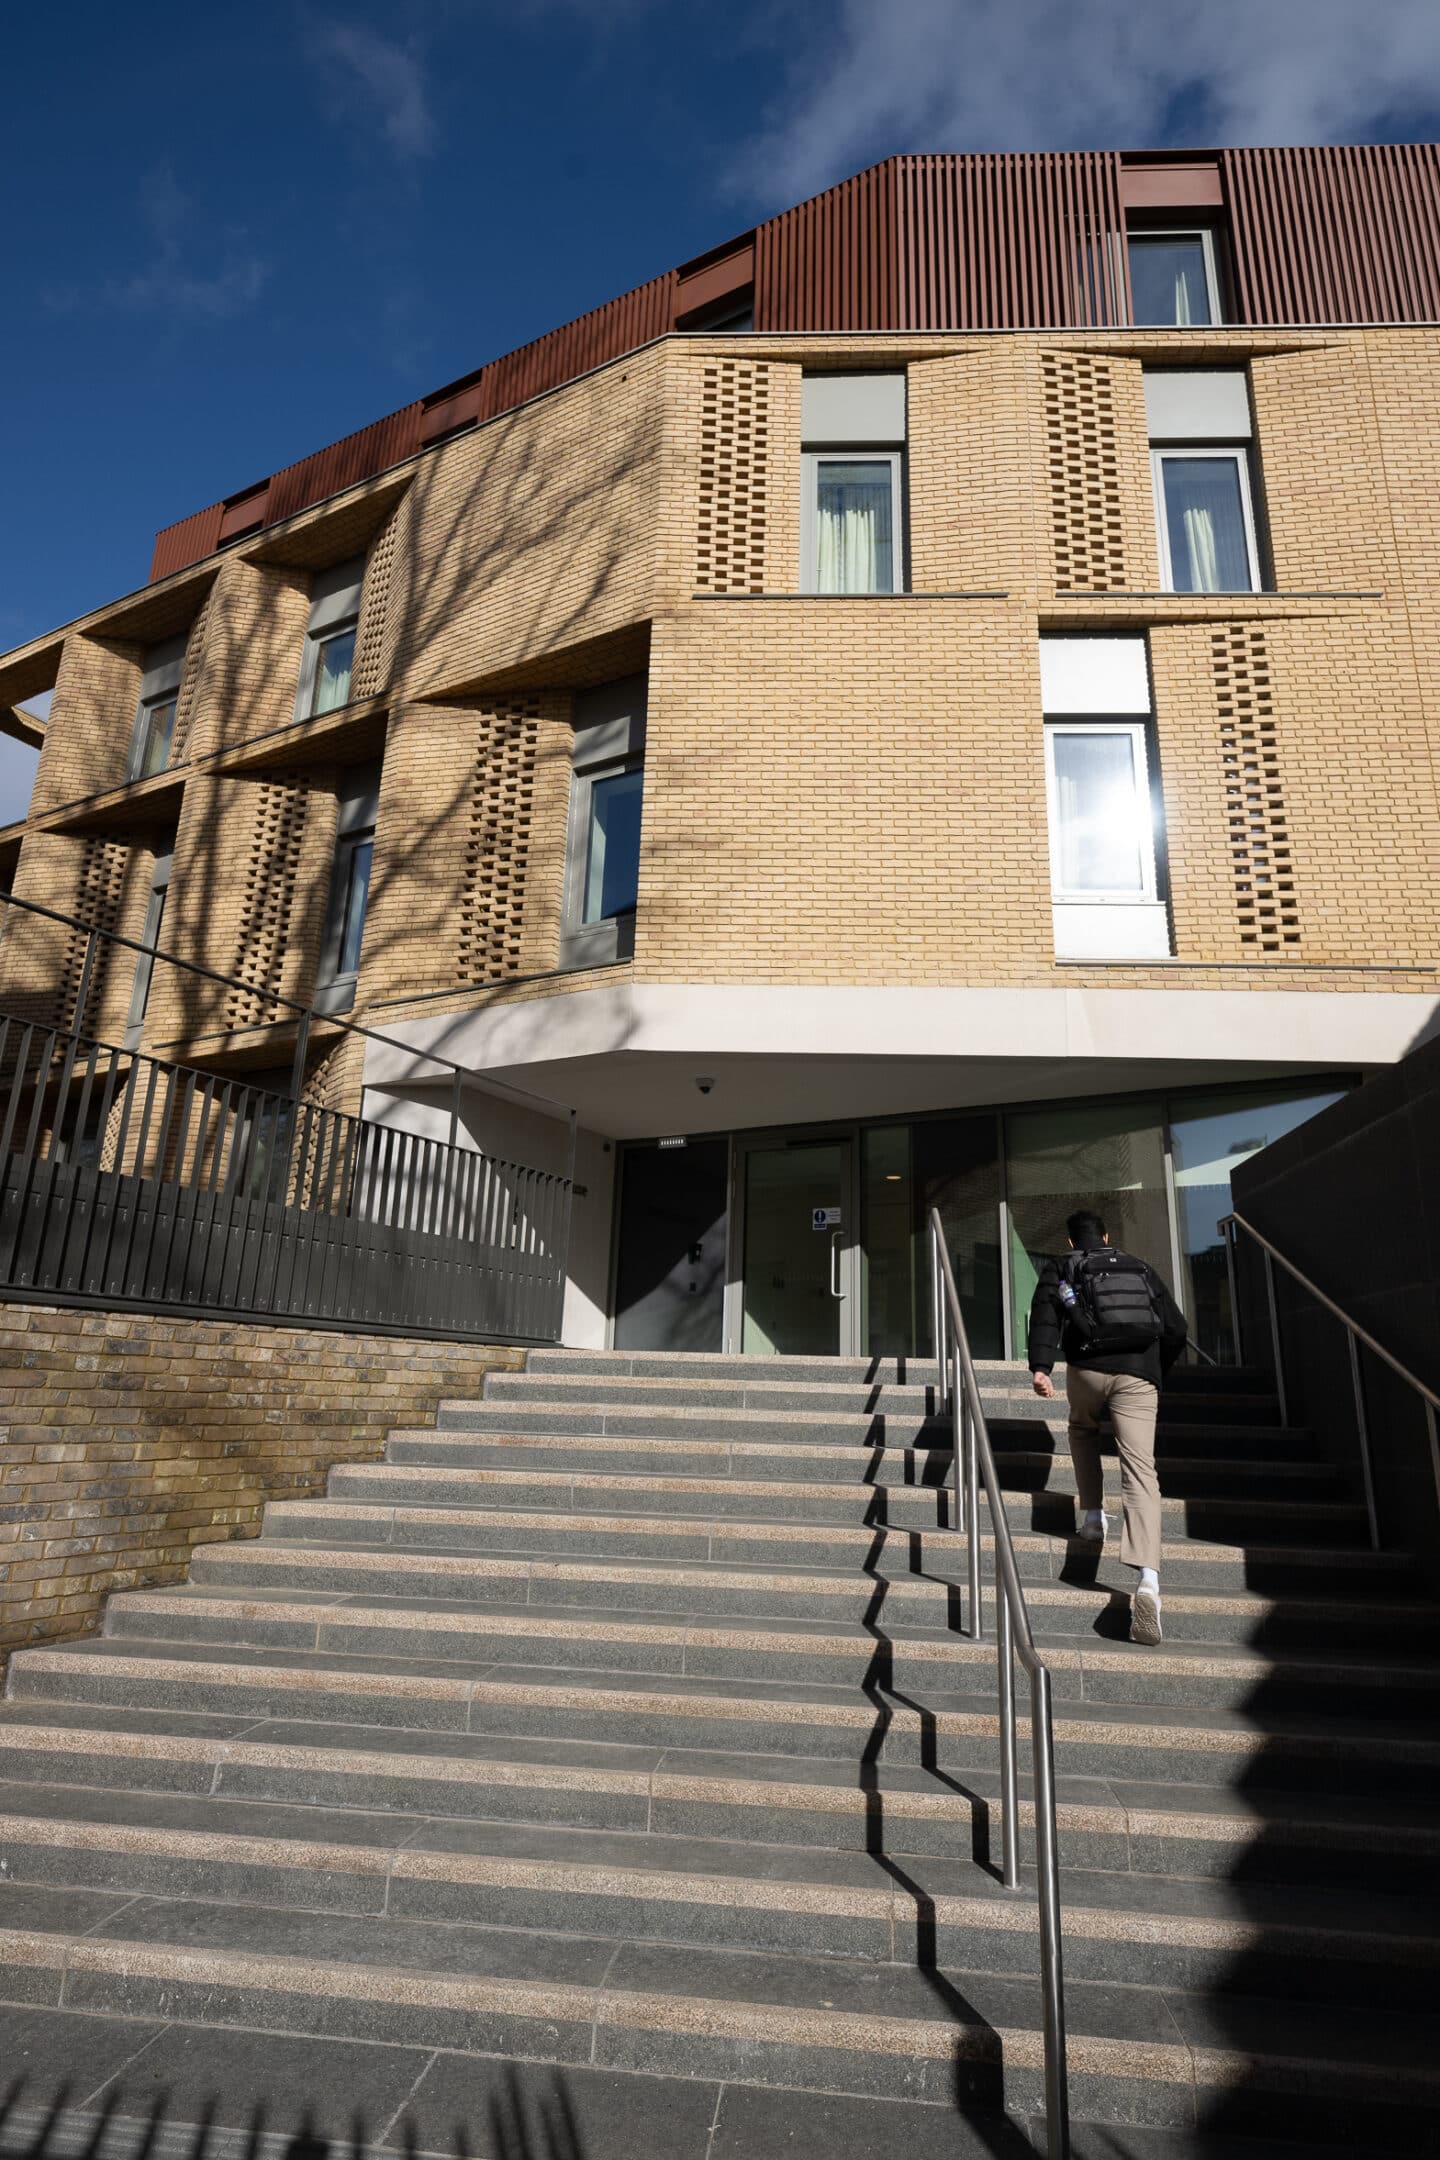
[928,1209,1070,2160]
[0,892,577,1343]
[1221,1211,1440,1552]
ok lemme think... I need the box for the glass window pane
[1050,730,1148,895]
[1162,456,1253,593]
[137,698,176,779]
[583,768,643,923]
[338,837,373,978]
[862,1117,1002,1359]
[1005,1102,1169,1351]
[815,459,895,594]
[1169,1086,1347,1361]
[1129,236,1213,326]
[312,626,356,716]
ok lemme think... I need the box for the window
[1128,230,1221,326]
[1045,725,1157,900]
[1146,371,1261,595]
[315,762,380,1015]
[801,374,905,594]
[123,848,172,1049]
[561,676,646,970]
[127,637,187,782]
[295,557,365,722]
[1038,635,1170,961]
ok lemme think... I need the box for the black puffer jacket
[1027,1237,1189,1387]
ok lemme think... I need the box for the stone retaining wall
[0,1302,523,1675]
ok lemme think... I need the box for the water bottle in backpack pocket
[1062,1248,1162,1352]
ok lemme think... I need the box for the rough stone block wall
[0,1302,525,1679]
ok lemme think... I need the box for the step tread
[3,1891,1439,2089]
[1,1778,1438,1955]
[14,1638,1440,1754]
[99,1585,1440,1686]
[5,1701,1437,1849]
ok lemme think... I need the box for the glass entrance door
[737,1138,857,1356]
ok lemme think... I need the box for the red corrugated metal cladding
[1221,143,1440,324]
[147,144,1440,582]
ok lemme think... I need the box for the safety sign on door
[812,1207,842,1230]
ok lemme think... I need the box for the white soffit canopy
[1038,636,1151,715]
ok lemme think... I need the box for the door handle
[830,1230,845,1299]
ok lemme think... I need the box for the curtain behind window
[1163,458,1251,592]
[816,461,894,593]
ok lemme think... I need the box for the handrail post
[966,1381,983,1642]
[1223,1214,1243,1364]
[1261,1247,1289,1426]
[951,1338,966,1535]
[1031,1664,1071,2160]
[1346,1328,1381,1551]
[997,1584,1020,1890]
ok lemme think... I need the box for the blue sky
[4,0,1440,681]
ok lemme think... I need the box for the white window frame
[559,678,647,972]
[1151,445,1261,595]
[1044,720,1159,906]
[126,637,187,783]
[1127,227,1222,326]
[800,449,904,595]
[315,762,380,1015]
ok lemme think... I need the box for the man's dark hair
[1066,1208,1108,1245]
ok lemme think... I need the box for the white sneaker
[1130,1584,1163,1646]
[1076,1510,1108,1544]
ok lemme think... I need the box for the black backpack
[1062,1247,1162,1353]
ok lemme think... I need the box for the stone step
[249,1497,1380,1582]
[10,1640,1440,1791]
[185,1520,1418,1611]
[0,1780,1436,2001]
[96,1585,1440,1716]
[393,1420,1326,1470]
[5,1697,1439,1892]
[524,1351,1273,1397]
[435,1400,1289,1446]
[345,1456,1348,1515]
[1,1892,1437,2142]
[482,1373,1285,1426]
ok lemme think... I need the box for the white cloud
[308,20,436,158]
[44,163,268,322]
[743,0,1440,204]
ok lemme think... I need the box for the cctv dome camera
[694,1077,715,1095]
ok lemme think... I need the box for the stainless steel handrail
[928,1209,1070,2160]
[1220,1211,1440,1550]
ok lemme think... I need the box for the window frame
[123,849,173,1049]
[314,762,380,1016]
[294,557,366,723]
[1127,226,1223,327]
[126,636,188,783]
[559,678,647,972]
[1043,719,1160,907]
[800,448,905,596]
[1151,445,1262,595]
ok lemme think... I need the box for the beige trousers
[1065,1367,1163,1573]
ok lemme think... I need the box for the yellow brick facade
[2,324,1438,1099]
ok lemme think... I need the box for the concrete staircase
[3,1349,1440,2158]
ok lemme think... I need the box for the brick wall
[0,1302,525,1678]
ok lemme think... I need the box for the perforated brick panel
[226,780,311,1028]
[1213,626,1300,953]
[695,360,771,593]
[457,704,540,983]
[169,594,211,765]
[64,840,131,1032]
[1043,353,1128,592]
[352,512,400,702]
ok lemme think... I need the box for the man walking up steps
[1027,1209,1189,1645]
